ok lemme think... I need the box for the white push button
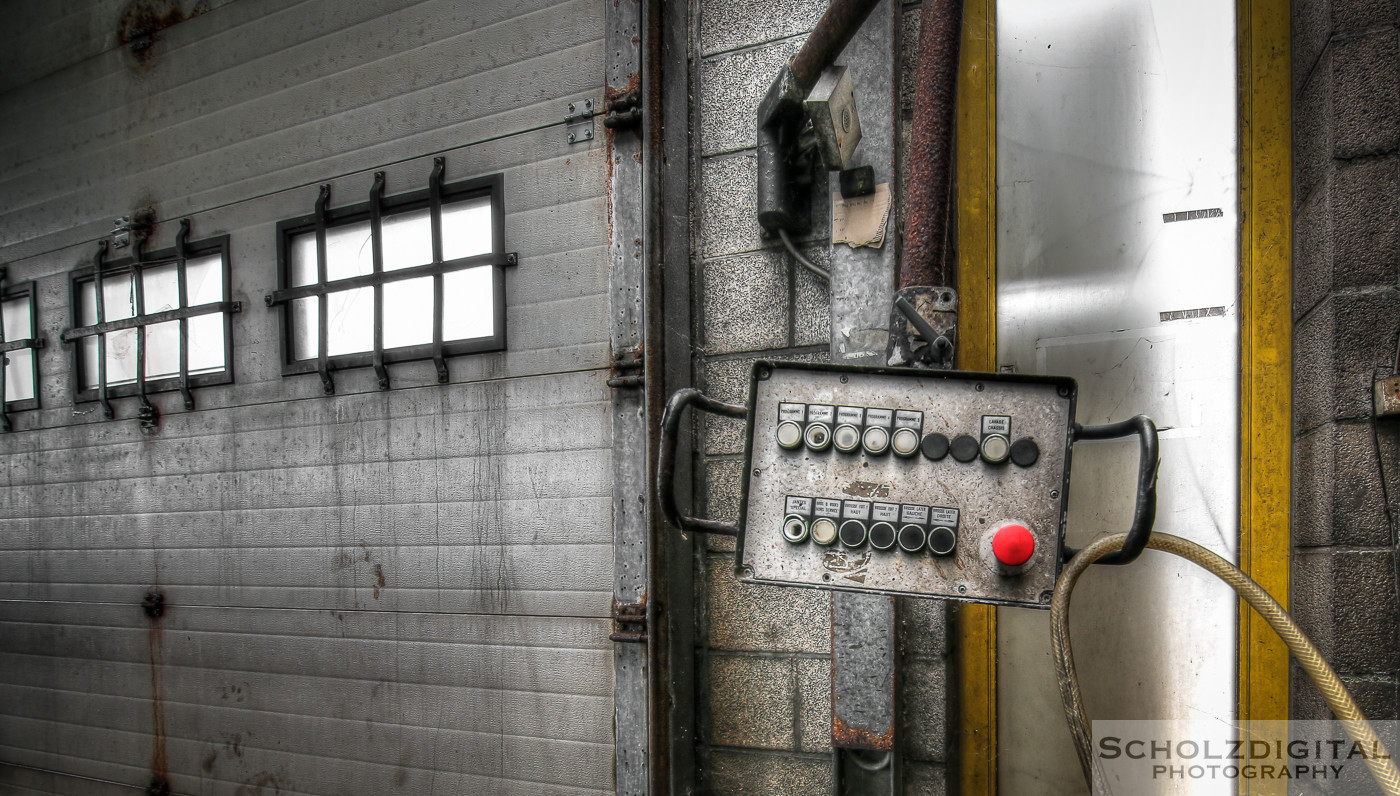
[811,517,838,545]
[862,426,890,455]
[981,434,1011,463]
[804,422,833,451]
[833,424,862,453]
[782,515,809,543]
[891,427,920,457]
[776,420,803,450]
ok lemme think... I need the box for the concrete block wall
[1292,0,1400,722]
[687,1,949,792]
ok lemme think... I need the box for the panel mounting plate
[737,361,1077,608]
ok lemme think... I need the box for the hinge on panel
[566,99,596,145]
[886,286,957,370]
[609,602,647,643]
[607,346,644,389]
[603,88,642,131]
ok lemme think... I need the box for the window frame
[269,165,510,392]
[0,276,43,423]
[62,228,236,415]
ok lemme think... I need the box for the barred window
[1,274,42,428]
[62,221,237,419]
[267,159,513,393]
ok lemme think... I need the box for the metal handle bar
[657,388,749,537]
[1062,415,1160,566]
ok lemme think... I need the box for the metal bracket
[609,602,647,643]
[1376,374,1400,419]
[112,216,132,249]
[566,99,595,145]
[607,346,644,389]
[885,286,957,369]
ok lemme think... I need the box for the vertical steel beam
[606,0,650,792]
[827,3,899,794]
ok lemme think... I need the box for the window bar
[368,171,390,390]
[92,241,115,419]
[314,185,334,395]
[174,219,195,410]
[0,266,8,432]
[131,235,158,427]
[428,157,449,384]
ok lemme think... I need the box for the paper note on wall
[831,183,892,249]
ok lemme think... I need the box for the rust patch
[842,480,892,498]
[832,715,896,750]
[119,0,204,67]
[233,771,286,795]
[372,563,385,599]
[200,749,218,774]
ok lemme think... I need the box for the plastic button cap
[891,427,920,457]
[776,421,803,449]
[992,523,1035,567]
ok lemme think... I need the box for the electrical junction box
[805,65,861,171]
[737,361,1077,608]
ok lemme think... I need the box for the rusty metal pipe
[901,0,964,288]
[788,0,886,93]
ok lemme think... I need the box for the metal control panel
[738,361,1077,608]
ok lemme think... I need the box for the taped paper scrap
[831,183,892,249]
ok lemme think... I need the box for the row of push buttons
[781,496,959,556]
[776,402,1041,467]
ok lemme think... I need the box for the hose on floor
[1051,531,1400,796]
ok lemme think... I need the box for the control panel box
[737,361,1077,608]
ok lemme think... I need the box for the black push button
[868,522,897,550]
[950,434,980,462]
[928,526,957,556]
[897,524,927,553]
[839,520,867,548]
[1010,437,1040,467]
[921,432,950,461]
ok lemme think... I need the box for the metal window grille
[0,269,44,431]
[265,159,514,394]
[61,220,239,420]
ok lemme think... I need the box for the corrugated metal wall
[0,2,615,794]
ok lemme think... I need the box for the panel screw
[568,133,576,143]
[975,383,985,392]
[1050,490,1059,499]
[958,585,967,593]
[840,375,849,383]
[757,367,770,380]
[1058,385,1072,397]
[752,468,761,477]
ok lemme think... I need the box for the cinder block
[1293,172,1333,321]
[794,247,833,347]
[1332,30,1400,159]
[1294,291,1400,431]
[1292,665,1398,721]
[701,154,765,259]
[702,39,805,156]
[1294,51,1332,211]
[900,6,921,118]
[898,596,950,660]
[1292,0,1331,100]
[900,657,948,762]
[705,749,834,795]
[1293,422,1392,547]
[1292,548,1400,675]
[707,654,798,749]
[903,761,949,796]
[705,457,743,552]
[703,252,791,354]
[1331,0,1397,35]
[1332,157,1400,290]
[797,657,833,752]
[700,0,826,56]
[706,551,833,654]
[703,356,757,455]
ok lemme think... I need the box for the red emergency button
[992,524,1035,567]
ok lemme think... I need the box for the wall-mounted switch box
[738,361,1077,608]
[805,65,861,171]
